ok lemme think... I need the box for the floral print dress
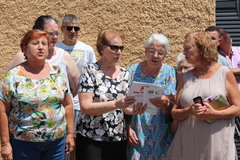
[1,64,68,142]
[127,62,176,160]
[76,62,130,142]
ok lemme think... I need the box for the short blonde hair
[185,31,217,64]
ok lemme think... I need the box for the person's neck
[63,39,77,46]
[98,59,118,78]
[194,62,215,78]
[24,61,47,74]
[143,61,162,76]
[220,45,232,58]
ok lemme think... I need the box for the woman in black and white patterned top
[75,29,145,160]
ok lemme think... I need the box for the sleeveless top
[47,48,67,77]
[166,66,236,160]
[47,48,70,91]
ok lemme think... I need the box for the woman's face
[43,22,60,48]
[145,40,166,67]
[24,36,49,62]
[177,60,194,73]
[101,35,124,65]
[183,37,201,65]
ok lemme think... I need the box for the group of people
[0,13,240,160]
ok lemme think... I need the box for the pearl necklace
[143,61,160,76]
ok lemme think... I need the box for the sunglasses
[105,44,124,51]
[65,26,80,31]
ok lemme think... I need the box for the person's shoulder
[4,65,22,80]
[85,62,98,70]
[128,62,140,69]
[162,63,175,70]
[49,63,65,75]
[76,41,93,49]
[56,41,64,47]
[232,46,240,53]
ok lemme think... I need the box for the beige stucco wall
[0,0,215,79]
[0,0,215,158]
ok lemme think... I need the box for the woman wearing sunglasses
[7,15,80,98]
[75,28,145,160]
[127,33,177,159]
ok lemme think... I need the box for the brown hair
[20,29,50,53]
[96,28,125,56]
[185,31,217,64]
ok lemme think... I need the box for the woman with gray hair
[127,33,177,159]
[176,53,194,73]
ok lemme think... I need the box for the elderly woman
[176,53,194,73]
[127,33,177,159]
[7,15,79,97]
[0,30,74,160]
[75,29,143,160]
[166,32,240,160]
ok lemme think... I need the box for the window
[216,0,240,46]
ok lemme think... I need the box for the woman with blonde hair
[167,31,240,160]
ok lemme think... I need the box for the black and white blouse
[76,62,130,142]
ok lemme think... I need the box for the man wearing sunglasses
[56,14,96,160]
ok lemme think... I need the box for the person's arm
[230,68,240,83]
[171,73,195,121]
[127,125,139,146]
[7,51,25,71]
[79,92,135,116]
[63,51,80,97]
[63,93,75,154]
[124,102,147,115]
[0,100,13,160]
[230,68,240,75]
[195,69,240,121]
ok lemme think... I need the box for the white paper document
[128,81,165,115]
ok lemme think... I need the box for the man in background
[205,26,231,67]
[56,14,96,160]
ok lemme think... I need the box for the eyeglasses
[47,31,61,37]
[65,26,80,31]
[105,44,124,52]
[148,49,165,56]
[177,66,192,72]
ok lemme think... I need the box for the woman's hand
[128,126,139,146]
[132,102,147,114]
[65,133,75,155]
[149,95,173,114]
[115,96,135,110]
[124,102,147,115]
[149,95,170,108]
[195,103,216,120]
[1,141,13,160]
[191,103,207,115]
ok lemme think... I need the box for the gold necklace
[143,61,160,76]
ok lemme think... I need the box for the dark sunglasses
[65,26,80,31]
[105,44,124,51]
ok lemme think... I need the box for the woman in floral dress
[127,33,176,160]
[75,29,144,160]
[0,29,74,160]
